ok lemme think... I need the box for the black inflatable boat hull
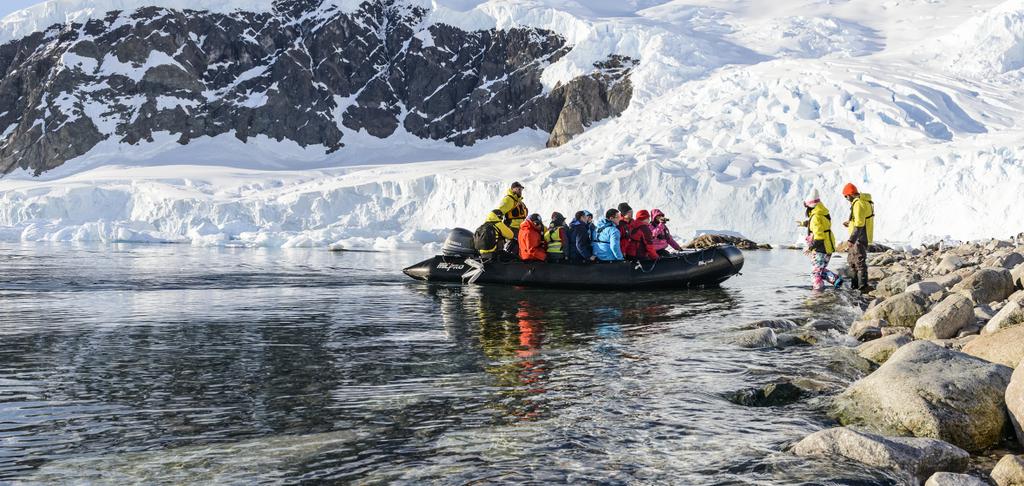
[403,245,744,290]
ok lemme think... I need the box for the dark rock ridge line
[0,0,636,175]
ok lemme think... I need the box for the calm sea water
[0,243,900,484]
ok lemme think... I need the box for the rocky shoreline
[741,239,1024,484]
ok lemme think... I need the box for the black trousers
[848,241,869,287]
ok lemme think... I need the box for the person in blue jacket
[591,209,624,261]
[567,210,596,262]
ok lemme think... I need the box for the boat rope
[462,258,485,284]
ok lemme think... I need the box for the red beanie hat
[843,183,859,197]
[636,209,651,221]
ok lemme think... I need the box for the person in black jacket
[567,210,596,263]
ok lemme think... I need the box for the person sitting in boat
[545,212,569,263]
[629,209,660,261]
[498,181,528,255]
[650,209,683,256]
[474,209,514,263]
[518,213,547,262]
[592,209,624,261]
[568,210,596,263]
[617,202,636,259]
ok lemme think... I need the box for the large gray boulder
[790,427,968,481]
[831,341,1013,452]
[936,255,966,275]
[877,273,920,298]
[962,325,1024,368]
[914,294,976,340]
[925,473,989,486]
[1008,366,1024,448]
[985,252,1024,270]
[857,333,913,365]
[992,455,1024,486]
[984,291,1024,335]
[953,268,1015,305]
[908,280,947,299]
[1012,263,1024,290]
[863,291,930,327]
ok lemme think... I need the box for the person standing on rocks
[842,183,875,291]
[797,189,842,290]
[498,181,528,256]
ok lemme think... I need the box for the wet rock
[1007,366,1024,447]
[882,326,913,337]
[789,427,969,481]
[831,341,1013,452]
[925,472,988,486]
[992,455,1024,486]
[850,324,883,342]
[983,291,1024,335]
[725,382,804,407]
[914,293,976,340]
[748,319,800,331]
[953,268,1015,305]
[776,331,817,347]
[733,328,777,348]
[808,319,843,332]
[863,291,930,327]
[962,325,1024,368]
[857,333,913,365]
[827,347,878,377]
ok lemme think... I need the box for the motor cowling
[442,228,479,257]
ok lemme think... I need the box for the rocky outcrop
[0,0,636,175]
[992,455,1024,486]
[789,427,969,481]
[685,233,771,250]
[831,341,1013,452]
[914,293,975,340]
[962,325,1024,368]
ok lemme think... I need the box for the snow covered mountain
[1,0,1023,247]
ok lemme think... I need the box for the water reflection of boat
[403,244,744,290]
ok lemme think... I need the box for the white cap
[805,188,820,201]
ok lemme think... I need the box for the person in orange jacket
[518,214,547,262]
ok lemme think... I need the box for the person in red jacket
[518,214,547,262]
[617,202,636,258]
[630,209,659,261]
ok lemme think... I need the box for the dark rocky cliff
[0,0,635,175]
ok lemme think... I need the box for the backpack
[473,222,498,251]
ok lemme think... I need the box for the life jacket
[618,219,636,257]
[629,220,658,260]
[848,193,875,244]
[518,219,546,261]
[544,226,564,254]
[499,190,528,229]
[474,211,513,254]
[808,203,836,254]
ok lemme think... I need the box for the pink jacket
[650,209,683,252]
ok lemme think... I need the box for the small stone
[983,291,1024,335]
[747,318,800,331]
[849,319,888,341]
[925,472,988,486]
[991,455,1024,486]
[725,382,804,407]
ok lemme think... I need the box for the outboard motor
[442,228,479,257]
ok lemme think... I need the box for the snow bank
[1,0,1024,248]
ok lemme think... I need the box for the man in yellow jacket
[842,183,874,291]
[474,209,514,262]
[497,181,528,255]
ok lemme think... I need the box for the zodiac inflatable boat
[402,229,744,290]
